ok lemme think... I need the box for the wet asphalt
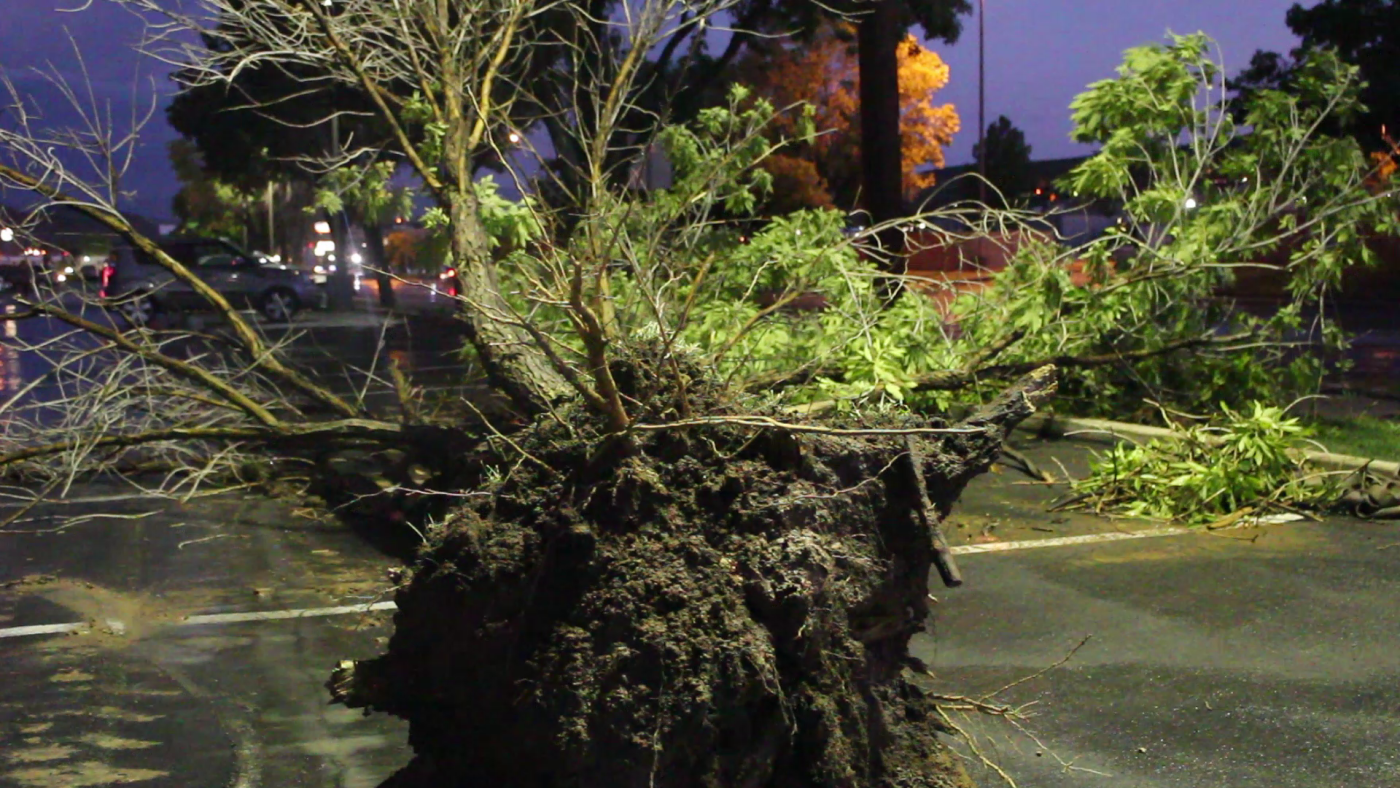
[916,440,1400,787]
[0,486,414,788]
[1,293,1399,786]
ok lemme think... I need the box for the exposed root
[327,359,1057,787]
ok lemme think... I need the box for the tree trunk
[326,211,355,311]
[449,192,573,416]
[858,0,909,288]
[363,221,396,309]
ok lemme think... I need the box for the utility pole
[978,0,987,205]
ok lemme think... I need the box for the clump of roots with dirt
[329,347,1056,787]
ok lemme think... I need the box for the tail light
[99,261,115,298]
[439,267,456,280]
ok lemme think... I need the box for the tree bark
[362,221,396,309]
[449,192,573,416]
[858,0,908,289]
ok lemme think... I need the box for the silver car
[102,238,326,325]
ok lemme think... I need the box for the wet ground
[0,488,409,788]
[1,435,1396,787]
[920,438,1400,787]
[1,291,1398,786]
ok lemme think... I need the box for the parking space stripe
[0,622,89,639]
[179,601,398,625]
[3,530,1207,640]
[950,526,1192,554]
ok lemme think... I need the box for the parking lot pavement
[0,489,411,788]
[6,433,1398,788]
[917,438,1400,787]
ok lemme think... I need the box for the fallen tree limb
[20,299,281,427]
[0,418,404,468]
[744,330,1252,396]
[0,164,364,419]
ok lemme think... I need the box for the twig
[629,415,986,437]
[177,533,243,550]
[979,634,1092,702]
[1000,446,1054,483]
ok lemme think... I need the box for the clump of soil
[330,350,1055,787]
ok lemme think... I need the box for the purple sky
[930,0,1303,164]
[1,0,1305,221]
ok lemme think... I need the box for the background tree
[169,139,315,257]
[1234,0,1400,150]
[741,22,960,212]
[971,114,1033,204]
[168,138,260,244]
[315,161,414,308]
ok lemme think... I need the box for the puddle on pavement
[4,745,76,764]
[46,708,163,724]
[18,723,54,734]
[75,734,159,751]
[3,761,168,787]
[48,670,93,683]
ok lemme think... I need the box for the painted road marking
[950,526,1192,555]
[180,601,397,626]
[0,622,89,639]
[0,601,397,641]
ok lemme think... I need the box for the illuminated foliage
[739,23,960,211]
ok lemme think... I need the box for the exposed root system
[329,355,1056,788]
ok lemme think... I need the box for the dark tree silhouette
[972,114,1033,203]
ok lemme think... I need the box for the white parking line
[950,526,1192,555]
[0,622,89,639]
[0,601,398,641]
[179,601,397,626]
[0,526,1210,641]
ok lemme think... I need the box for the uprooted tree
[0,5,1394,787]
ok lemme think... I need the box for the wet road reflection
[0,288,473,426]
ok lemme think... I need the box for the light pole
[977,0,986,205]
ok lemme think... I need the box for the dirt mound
[330,358,1055,787]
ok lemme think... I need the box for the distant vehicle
[53,253,103,285]
[437,265,460,297]
[101,238,326,325]
[0,249,63,292]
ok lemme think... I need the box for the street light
[0,228,11,243]
[977,0,986,205]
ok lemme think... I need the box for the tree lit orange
[739,23,960,211]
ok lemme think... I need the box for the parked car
[53,253,103,285]
[437,265,460,297]
[101,238,326,325]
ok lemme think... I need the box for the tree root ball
[329,361,1056,788]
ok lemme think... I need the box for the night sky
[1,0,1304,222]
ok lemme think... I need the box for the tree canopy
[740,22,960,213]
[1233,0,1400,150]
[972,115,1033,203]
